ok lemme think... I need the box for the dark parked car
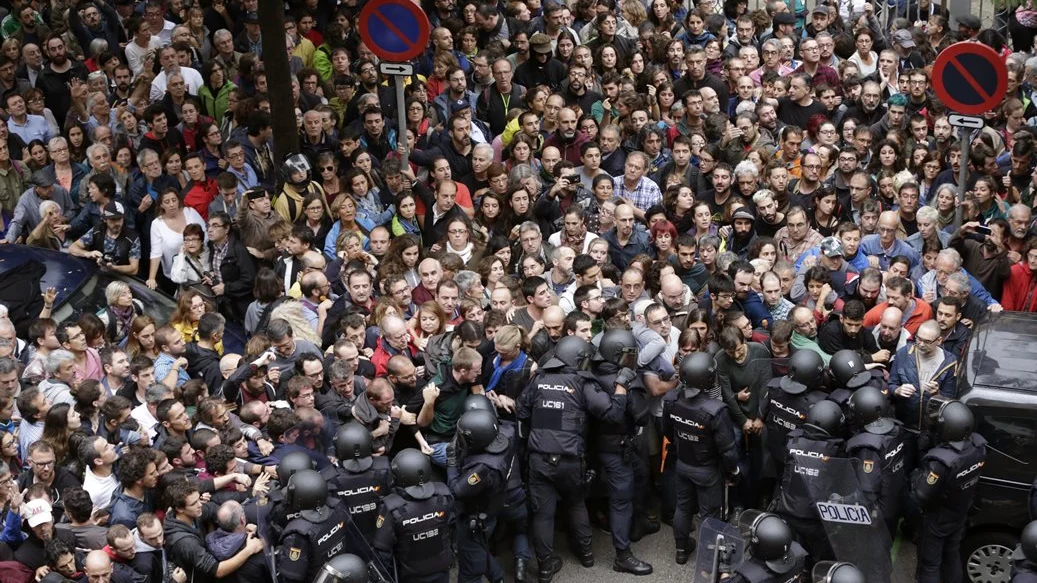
[957,311,1037,583]
[0,245,245,353]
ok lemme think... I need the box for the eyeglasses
[915,336,939,345]
[448,228,468,235]
[208,223,228,230]
[649,315,671,326]
[321,166,335,171]
[31,459,55,468]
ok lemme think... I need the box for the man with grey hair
[212,29,242,79]
[940,271,988,325]
[547,245,576,295]
[917,247,1000,310]
[207,500,270,581]
[1004,203,1033,259]
[613,151,662,219]
[79,142,127,207]
[149,44,202,102]
[40,349,77,405]
[454,270,484,302]
[131,383,173,441]
[890,319,957,431]
[517,221,553,271]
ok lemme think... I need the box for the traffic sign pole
[955,126,970,229]
[395,75,408,168]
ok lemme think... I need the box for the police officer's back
[827,349,887,429]
[845,386,906,536]
[322,423,392,540]
[910,400,987,583]
[662,352,739,565]
[277,470,355,583]
[267,451,316,541]
[761,350,828,476]
[373,449,455,583]
[1013,521,1037,583]
[773,400,845,562]
[727,512,808,583]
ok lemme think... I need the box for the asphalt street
[465,520,919,582]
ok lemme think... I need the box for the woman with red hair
[650,219,679,260]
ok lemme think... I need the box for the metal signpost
[931,42,1008,229]
[357,0,431,169]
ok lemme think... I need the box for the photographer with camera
[69,198,141,276]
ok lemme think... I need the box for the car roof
[0,244,92,306]
[963,311,1037,393]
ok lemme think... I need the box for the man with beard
[657,274,694,328]
[839,266,883,311]
[700,163,734,220]
[433,67,477,124]
[36,36,88,123]
[734,111,775,156]
[730,260,772,329]
[530,305,566,363]
[545,107,590,165]
[652,135,702,192]
[775,206,823,265]
[864,276,933,336]
[598,124,627,177]
[515,33,566,91]
[843,80,885,127]
[792,38,840,90]
[477,58,525,137]
[411,115,473,181]
[724,15,757,60]
[789,305,830,364]
[752,189,786,239]
[725,208,758,260]
[933,296,971,359]
[829,147,860,204]
[789,152,824,206]
[1003,204,1034,260]
[904,68,931,117]
[818,299,887,363]
[563,63,602,119]
[536,163,591,237]
[675,46,728,108]
[755,101,781,149]
[669,234,708,294]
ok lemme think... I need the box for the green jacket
[198,81,238,126]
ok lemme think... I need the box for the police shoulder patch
[288,547,301,561]
[468,473,481,485]
[926,471,939,485]
[376,515,385,529]
[862,460,874,473]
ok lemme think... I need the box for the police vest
[669,393,727,467]
[323,458,391,540]
[776,429,845,520]
[590,367,633,452]
[459,445,513,515]
[499,421,523,492]
[280,505,354,583]
[528,371,591,452]
[922,433,988,510]
[764,382,824,436]
[380,484,454,577]
[847,424,908,484]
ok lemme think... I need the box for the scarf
[110,305,136,340]
[487,351,527,394]
[448,241,474,264]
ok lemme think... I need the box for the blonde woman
[485,325,535,417]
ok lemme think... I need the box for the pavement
[460,518,919,582]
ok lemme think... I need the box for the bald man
[873,306,908,354]
[84,550,114,583]
[530,305,567,364]
[859,210,921,270]
[657,274,692,328]
[412,258,442,305]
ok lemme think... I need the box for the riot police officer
[322,423,392,541]
[589,329,653,575]
[845,386,906,537]
[516,335,630,583]
[727,512,808,583]
[278,470,357,583]
[827,350,885,427]
[911,399,987,583]
[812,561,867,583]
[662,352,739,565]
[1012,521,1037,582]
[373,449,456,583]
[449,409,517,583]
[773,400,846,562]
[761,350,828,478]
[266,451,317,541]
[313,553,369,583]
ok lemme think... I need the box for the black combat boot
[613,549,653,575]
[537,556,562,583]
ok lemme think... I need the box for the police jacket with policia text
[911,433,987,523]
[661,389,740,474]
[320,455,392,539]
[775,426,845,520]
[373,482,456,578]
[517,369,628,456]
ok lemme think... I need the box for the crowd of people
[0,0,1033,582]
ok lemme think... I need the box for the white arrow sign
[948,114,984,130]
[379,63,413,76]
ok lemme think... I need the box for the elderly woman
[169,223,211,295]
[96,281,144,346]
[26,200,71,250]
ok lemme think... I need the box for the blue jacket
[737,291,773,330]
[603,227,653,272]
[889,344,958,431]
[859,234,921,270]
[795,246,870,273]
[108,489,155,529]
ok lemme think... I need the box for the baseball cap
[893,29,915,47]
[450,99,471,114]
[812,5,829,16]
[28,169,55,188]
[244,11,260,25]
[23,499,53,528]
[819,236,844,257]
[103,201,125,219]
[773,12,797,26]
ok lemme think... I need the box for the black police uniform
[725,543,809,583]
[321,456,392,540]
[773,425,845,561]
[1013,558,1037,583]
[449,424,518,583]
[661,387,739,551]
[845,419,907,537]
[911,432,987,583]
[760,378,825,477]
[278,502,357,583]
[373,482,456,583]
[516,365,627,566]
[590,359,652,555]
[825,372,888,431]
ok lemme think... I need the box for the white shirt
[124,37,163,77]
[149,66,205,102]
[131,402,160,441]
[84,467,119,511]
[149,207,206,278]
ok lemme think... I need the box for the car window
[974,411,1037,485]
[52,272,175,326]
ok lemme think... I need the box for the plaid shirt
[210,240,230,284]
[612,175,663,211]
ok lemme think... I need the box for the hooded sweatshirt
[205,529,270,583]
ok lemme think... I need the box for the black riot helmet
[748,513,795,572]
[780,350,825,394]
[679,352,717,398]
[464,394,496,416]
[456,409,500,453]
[848,386,895,435]
[391,448,435,499]
[811,561,866,583]
[598,329,638,368]
[286,469,331,522]
[547,336,594,371]
[829,350,871,389]
[334,423,374,473]
[1014,520,1037,564]
[313,554,370,583]
[931,399,974,443]
[806,400,845,436]
[277,451,315,484]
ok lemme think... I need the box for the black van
[956,312,1037,583]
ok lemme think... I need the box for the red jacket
[183,178,218,222]
[1002,262,1037,311]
